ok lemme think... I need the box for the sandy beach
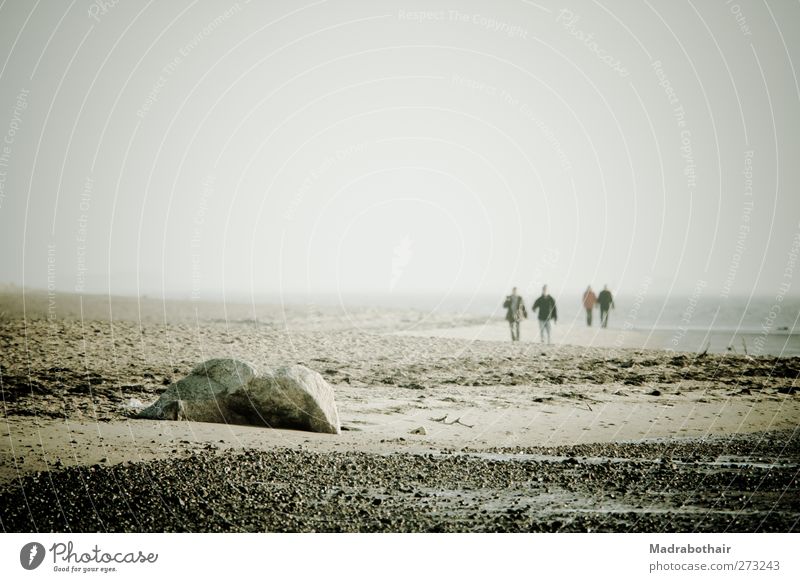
[1,290,798,532]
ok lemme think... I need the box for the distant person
[582,285,597,327]
[503,287,527,341]
[598,285,615,328]
[532,285,557,344]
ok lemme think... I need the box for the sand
[1,289,798,532]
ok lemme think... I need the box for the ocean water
[317,292,800,357]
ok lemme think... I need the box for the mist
[1,0,799,307]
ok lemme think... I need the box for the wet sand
[1,290,798,532]
[395,319,800,357]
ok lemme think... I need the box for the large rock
[137,359,257,421]
[137,359,340,434]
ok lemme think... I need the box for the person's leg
[515,320,520,341]
[601,308,608,328]
[539,319,545,343]
[543,319,551,344]
[509,321,515,341]
[586,308,592,326]
[513,321,520,341]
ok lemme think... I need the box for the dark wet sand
[0,429,797,533]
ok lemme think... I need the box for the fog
[1,0,798,306]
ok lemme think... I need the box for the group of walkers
[503,284,615,343]
[582,285,615,328]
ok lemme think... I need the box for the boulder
[137,359,340,434]
[137,358,257,422]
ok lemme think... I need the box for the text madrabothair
[650,544,732,554]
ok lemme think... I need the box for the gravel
[2,429,797,533]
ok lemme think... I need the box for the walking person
[531,285,557,344]
[582,285,597,327]
[503,287,527,341]
[598,284,615,328]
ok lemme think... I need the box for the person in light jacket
[582,285,597,327]
[503,287,527,341]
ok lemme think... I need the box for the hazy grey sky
[1,0,798,302]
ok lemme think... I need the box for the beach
[1,290,798,532]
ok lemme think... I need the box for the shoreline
[2,288,797,357]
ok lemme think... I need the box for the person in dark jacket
[503,287,527,341]
[531,285,557,344]
[597,285,615,328]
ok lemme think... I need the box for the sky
[0,0,799,304]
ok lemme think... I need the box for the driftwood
[430,415,474,429]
